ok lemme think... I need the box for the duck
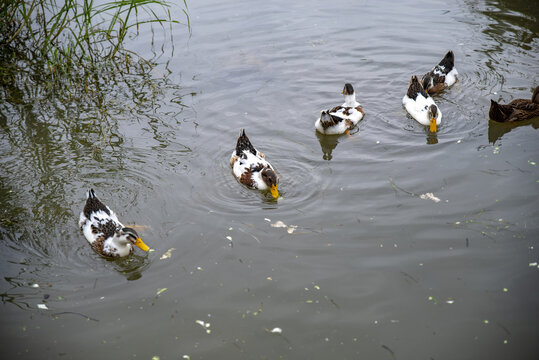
[489,86,539,122]
[230,129,279,198]
[315,83,365,135]
[421,51,458,95]
[403,75,442,133]
[79,189,149,258]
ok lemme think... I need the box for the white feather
[444,67,458,87]
[402,94,442,127]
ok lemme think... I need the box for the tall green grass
[0,0,190,145]
[0,0,189,72]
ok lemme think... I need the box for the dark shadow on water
[315,131,341,161]
[426,132,439,145]
[315,127,361,159]
[109,254,151,281]
[488,117,539,143]
[478,0,538,48]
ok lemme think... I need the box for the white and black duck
[403,75,442,133]
[421,50,458,95]
[230,129,279,198]
[79,189,149,258]
[315,83,365,135]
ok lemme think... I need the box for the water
[1,0,538,358]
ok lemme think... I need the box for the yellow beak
[134,237,150,251]
[429,118,437,133]
[270,184,279,198]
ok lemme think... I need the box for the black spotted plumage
[319,110,345,129]
[93,220,119,240]
[407,76,429,101]
[83,189,110,219]
[235,129,257,157]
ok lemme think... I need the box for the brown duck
[488,86,539,122]
[489,87,539,122]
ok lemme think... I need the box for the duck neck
[106,235,131,255]
[344,93,357,107]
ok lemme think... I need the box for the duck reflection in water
[426,131,439,145]
[488,117,539,144]
[488,86,539,143]
[315,128,360,160]
[316,131,340,160]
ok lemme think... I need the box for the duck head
[342,83,356,106]
[118,227,149,251]
[261,167,279,198]
[428,104,439,133]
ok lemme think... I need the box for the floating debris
[31,283,39,288]
[529,262,538,267]
[271,221,287,228]
[419,192,441,203]
[446,299,455,304]
[271,220,298,234]
[226,236,232,241]
[270,327,282,334]
[183,356,191,360]
[156,288,168,296]
[528,160,536,166]
[160,248,176,260]
[264,218,271,222]
[195,320,211,334]
[503,288,508,292]
[37,304,48,310]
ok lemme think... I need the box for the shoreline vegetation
[0,0,189,144]
[1,0,189,73]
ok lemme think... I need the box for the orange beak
[270,185,279,198]
[134,237,150,251]
[429,118,437,133]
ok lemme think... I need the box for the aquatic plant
[0,0,189,72]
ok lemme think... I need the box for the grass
[0,0,189,72]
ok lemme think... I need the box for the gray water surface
[1,0,538,359]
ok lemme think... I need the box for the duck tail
[236,129,257,156]
[407,75,428,100]
[489,99,509,122]
[87,188,97,199]
[439,50,455,69]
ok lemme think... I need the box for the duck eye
[424,105,428,110]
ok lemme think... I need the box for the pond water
[1,0,538,358]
